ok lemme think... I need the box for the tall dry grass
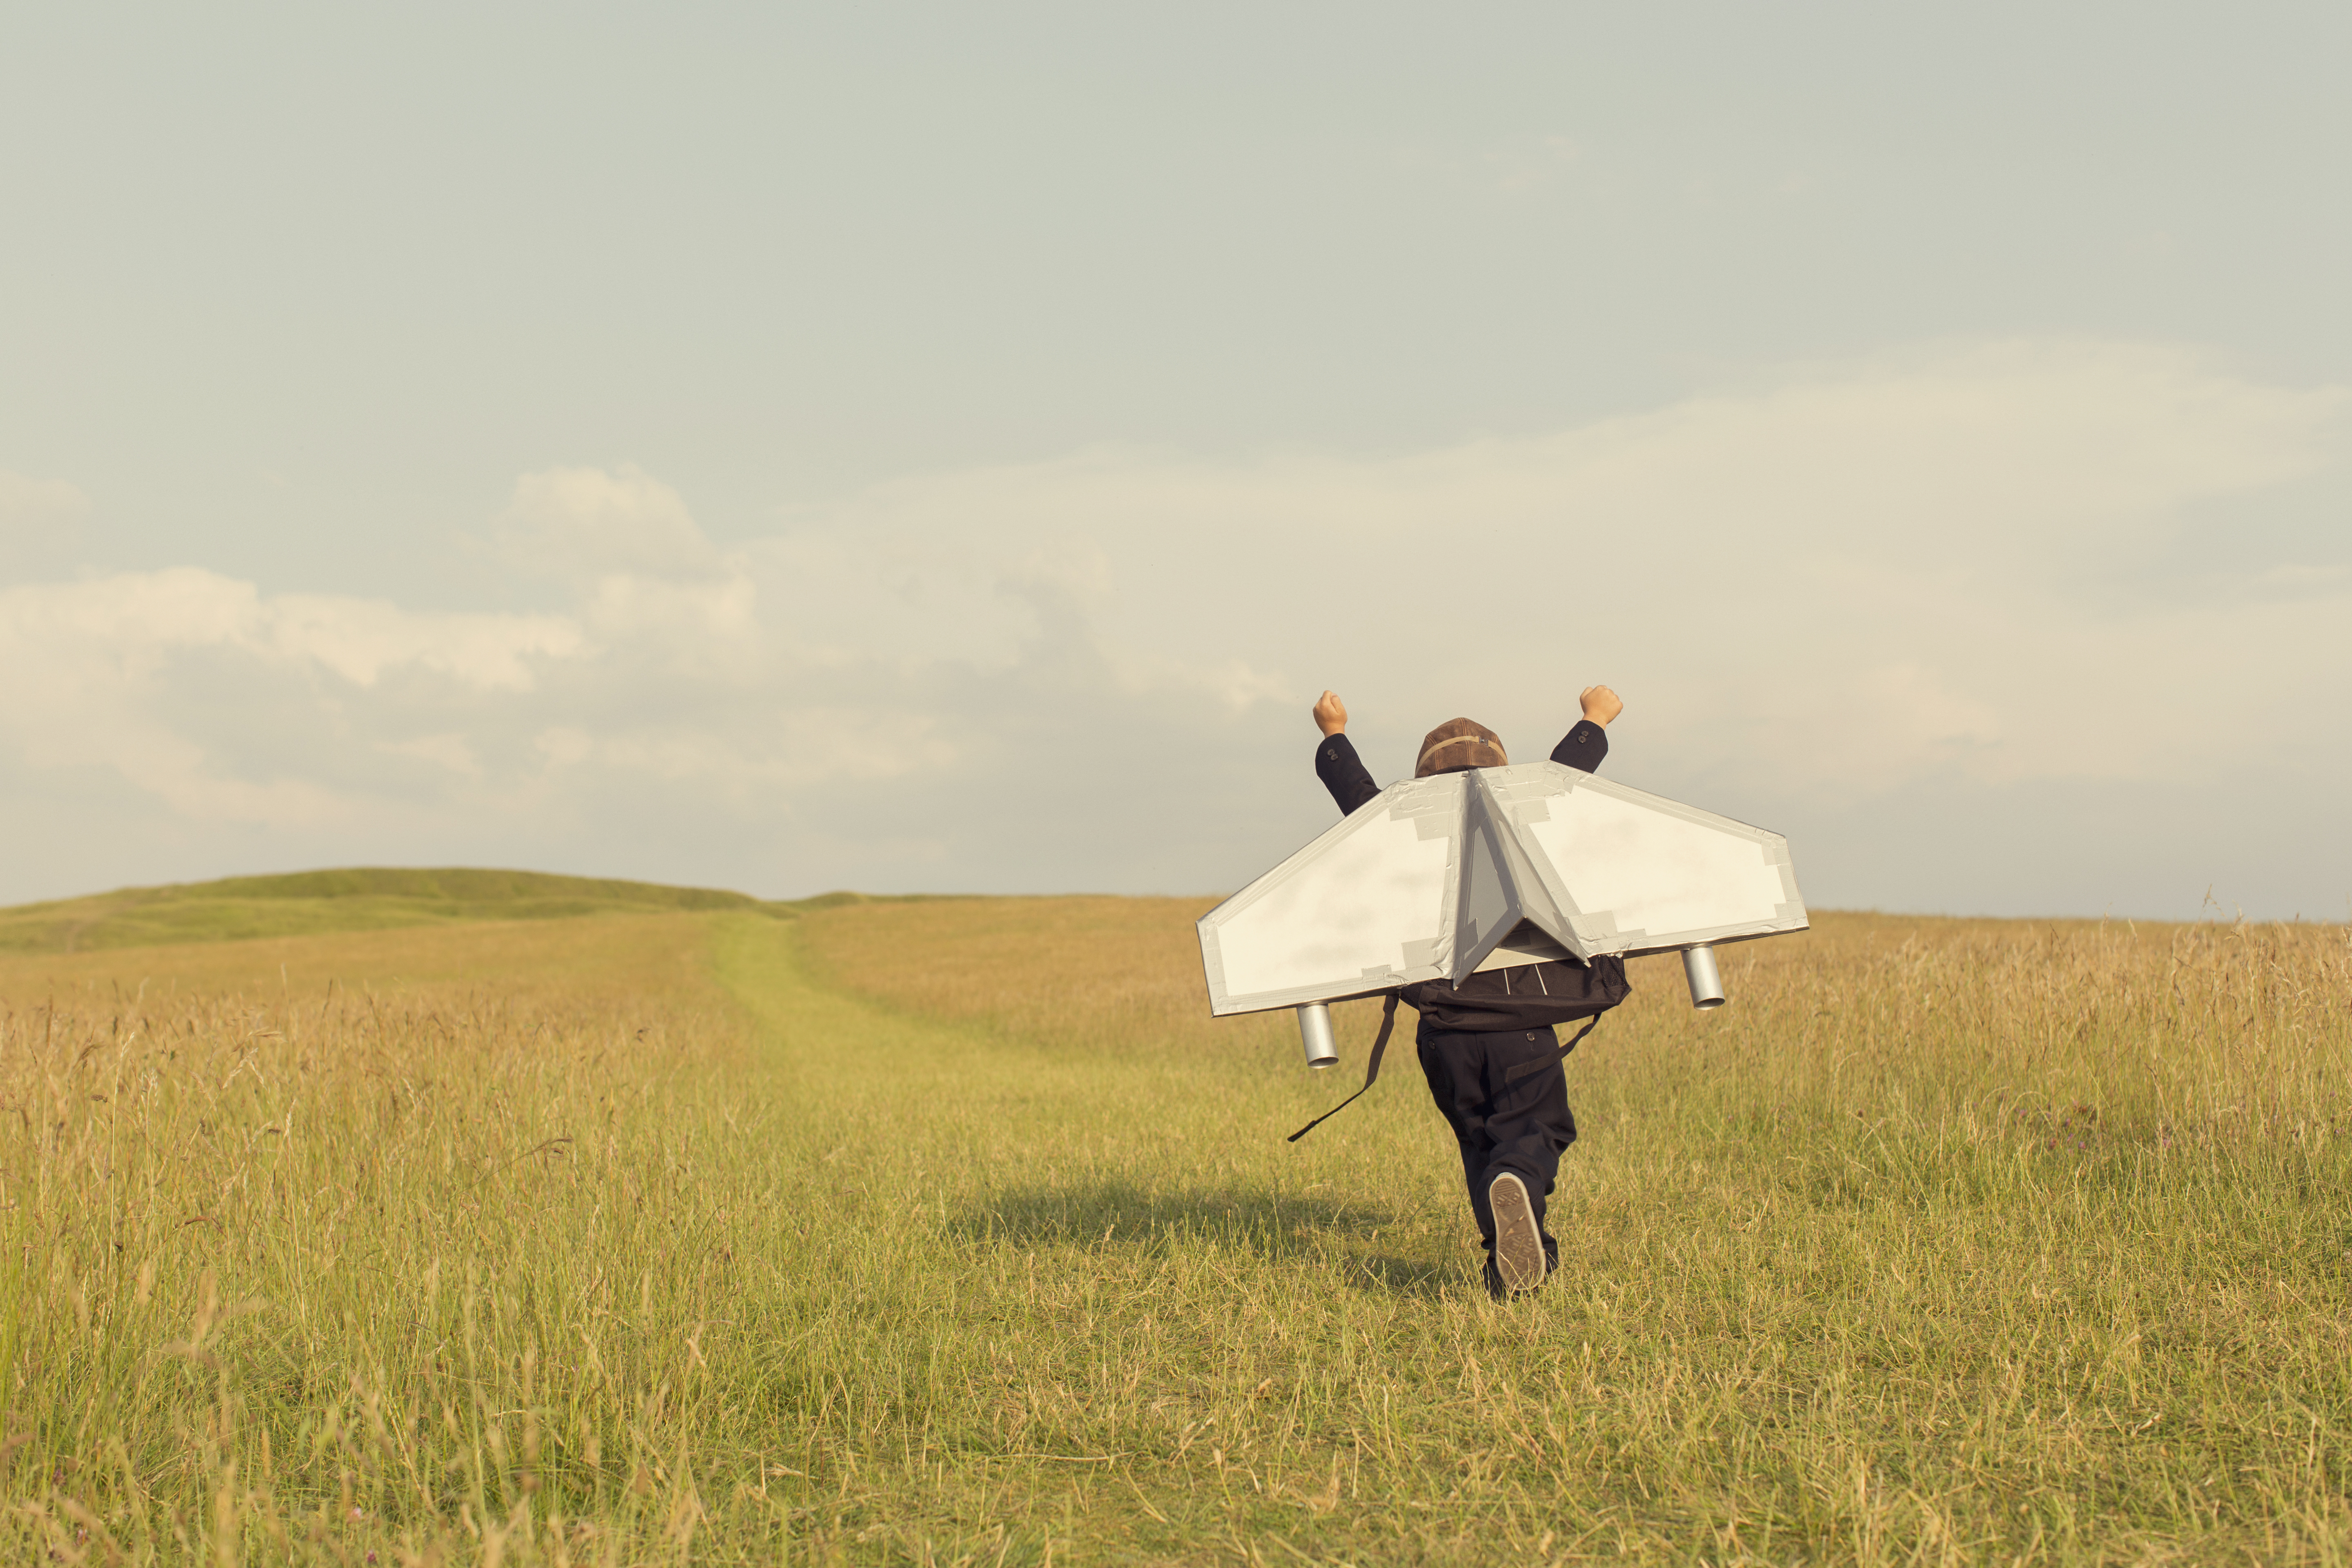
[3,898,2348,1564]
[796,902,2352,1564]
[806,898,2352,1155]
[0,915,798,1565]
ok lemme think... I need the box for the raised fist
[1579,684,1623,728]
[1313,690,1349,736]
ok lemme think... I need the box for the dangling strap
[1285,1003,1607,1144]
[1557,1014,1603,1057]
[1286,993,1400,1143]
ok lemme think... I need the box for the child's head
[1414,717,1507,777]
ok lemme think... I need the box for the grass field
[0,867,904,955]
[3,882,2349,1564]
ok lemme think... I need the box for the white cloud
[0,470,91,526]
[495,463,723,583]
[265,594,582,689]
[743,338,2348,797]
[0,568,579,689]
[379,733,482,777]
[0,568,584,827]
[0,339,2345,914]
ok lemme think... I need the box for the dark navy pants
[1415,1021,1577,1276]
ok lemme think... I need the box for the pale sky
[3,3,2347,919]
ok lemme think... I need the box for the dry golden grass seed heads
[0,901,2346,1564]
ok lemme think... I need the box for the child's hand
[1313,690,1349,736]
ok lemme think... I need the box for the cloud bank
[2,340,2345,918]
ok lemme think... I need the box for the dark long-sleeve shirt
[1314,719,1608,817]
[1309,718,1626,1033]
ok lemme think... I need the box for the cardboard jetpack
[1196,761,1809,1068]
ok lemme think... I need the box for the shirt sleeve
[1549,719,1609,774]
[1314,733,1382,815]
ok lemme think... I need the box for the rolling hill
[0,866,906,954]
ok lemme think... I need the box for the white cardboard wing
[1197,762,1806,1018]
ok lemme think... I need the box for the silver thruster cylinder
[1682,944,1727,1009]
[1296,1002,1339,1069]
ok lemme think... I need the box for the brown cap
[1414,717,1507,777]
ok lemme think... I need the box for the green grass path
[708,914,1551,1562]
[708,913,2352,1566]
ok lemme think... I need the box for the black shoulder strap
[1286,993,1399,1143]
[1558,1013,1604,1056]
[1285,1001,1606,1143]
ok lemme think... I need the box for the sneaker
[1488,1172,1546,1295]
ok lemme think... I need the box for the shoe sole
[1489,1172,1546,1294]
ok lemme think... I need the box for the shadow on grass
[955,1178,1385,1248]
[953,1180,1468,1299]
[1336,1252,1459,1298]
